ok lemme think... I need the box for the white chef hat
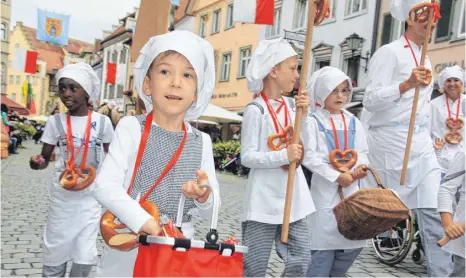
[391,0,439,21]
[438,65,465,88]
[132,30,215,121]
[56,62,101,101]
[306,66,353,112]
[246,38,298,93]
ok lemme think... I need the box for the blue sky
[10,0,141,43]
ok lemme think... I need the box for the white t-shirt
[41,111,114,201]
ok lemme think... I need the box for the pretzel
[100,201,161,251]
[314,0,330,25]
[329,149,358,172]
[446,117,464,130]
[409,1,441,23]
[59,164,96,191]
[444,130,463,145]
[426,69,432,85]
[268,125,293,151]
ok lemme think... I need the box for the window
[199,15,208,37]
[15,75,20,85]
[327,0,337,20]
[436,0,453,41]
[293,0,307,29]
[457,0,465,37]
[220,53,232,81]
[265,8,282,38]
[12,93,16,102]
[26,75,30,83]
[211,9,221,34]
[315,60,330,70]
[111,50,118,63]
[1,62,5,83]
[1,23,6,41]
[380,13,404,46]
[345,0,367,16]
[238,47,251,78]
[119,48,127,63]
[9,75,13,84]
[225,3,234,29]
[343,56,360,84]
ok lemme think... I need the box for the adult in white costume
[362,0,452,276]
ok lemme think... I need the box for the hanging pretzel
[425,69,433,85]
[59,163,96,191]
[446,117,464,130]
[329,149,358,173]
[444,130,463,145]
[314,0,330,25]
[101,201,162,251]
[268,125,293,151]
[409,1,441,23]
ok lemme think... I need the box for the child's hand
[337,172,354,187]
[30,155,46,170]
[295,90,309,116]
[445,222,465,240]
[434,138,445,150]
[287,144,303,163]
[352,165,368,180]
[182,170,212,203]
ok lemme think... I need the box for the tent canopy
[1,95,30,115]
[198,104,243,123]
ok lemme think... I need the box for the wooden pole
[400,0,435,185]
[281,0,318,244]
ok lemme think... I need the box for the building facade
[193,0,261,112]
[1,0,11,95]
[7,22,94,115]
[376,0,465,81]
[260,0,378,89]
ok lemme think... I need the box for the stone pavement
[1,141,428,277]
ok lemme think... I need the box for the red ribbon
[329,112,348,151]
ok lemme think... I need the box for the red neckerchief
[446,95,461,123]
[66,110,92,171]
[329,112,348,151]
[126,112,187,204]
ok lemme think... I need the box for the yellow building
[1,0,11,95]
[192,0,261,112]
[7,22,94,115]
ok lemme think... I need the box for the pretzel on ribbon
[100,201,185,251]
[444,130,463,145]
[446,117,464,131]
[314,0,330,25]
[329,149,358,173]
[425,69,433,85]
[59,163,96,191]
[268,125,293,151]
[409,1,441,23]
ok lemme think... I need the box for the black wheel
[412,248,425,265]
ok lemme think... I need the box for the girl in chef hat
[241,38,315,277]
[93,30,220,277]
[303,66,370,277]
[29,62,115,277]
[430,65,465,178]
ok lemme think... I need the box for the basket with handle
[333,166,410,241]
[133,184,247,277]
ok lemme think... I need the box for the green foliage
[13,123,37,136]
[213,140,240,158]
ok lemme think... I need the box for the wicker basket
[333,168,410,241]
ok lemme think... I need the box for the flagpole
[281,0,318,244]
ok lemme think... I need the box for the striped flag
[233,0,275,25]
[13,47,38,74]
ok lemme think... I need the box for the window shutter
[381,13,392,46]
[436,0,453,41]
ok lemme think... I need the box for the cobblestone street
[1,141,428,277]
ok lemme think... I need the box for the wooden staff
[400,0,436,185]
[281,0,318,243]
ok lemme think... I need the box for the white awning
[198,104,243,123]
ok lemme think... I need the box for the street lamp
[344,33,370,73]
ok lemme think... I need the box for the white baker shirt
[362,35,440,209]
[302,109,371,250]
[240,97,315,224]
[429,94,466,173]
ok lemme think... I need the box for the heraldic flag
[36,9,70,46]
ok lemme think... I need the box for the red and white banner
[233,0,274,25]
[106,62,127,86]
[12,48,38,74]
